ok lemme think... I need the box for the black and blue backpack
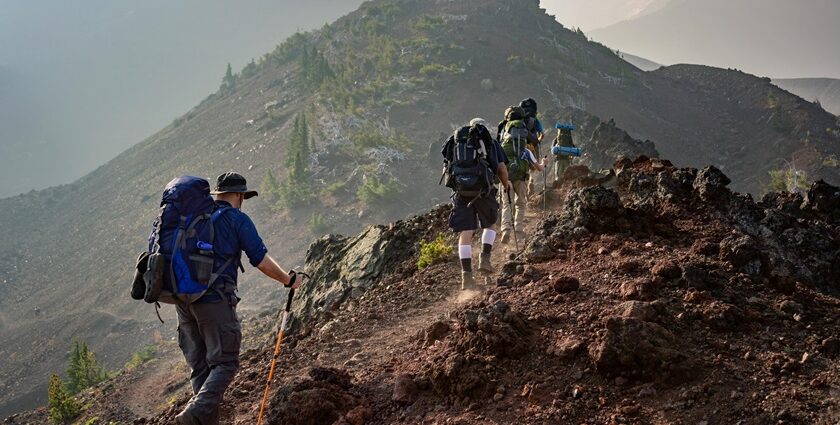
[138,176,239,306]
[442,125,494,198]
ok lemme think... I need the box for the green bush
[418,63,462,76]
[277,180,313,209]
[352,125,390,149]
[417,233,453,269]
[323,180,348,197]
[308,213,331,235]
[124,346,156,371]
[414,15,446,31]
[357,176,400,205]
[48,374,81,424]
[766,167,808,193]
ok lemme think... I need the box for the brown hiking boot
[461,271,475,290]
[477,253,495,274]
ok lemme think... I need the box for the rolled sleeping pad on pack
[555,122,577,131]
[551,145,581,157]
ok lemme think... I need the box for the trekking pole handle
[285,289,295,312]
[283,271,309,312]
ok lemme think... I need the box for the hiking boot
[477,253,495,274]
[461,271,475,290]
[175,410,200,425]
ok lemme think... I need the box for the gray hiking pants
[176,297,241,425]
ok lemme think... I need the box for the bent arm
[497,163,511,189]
[257,254,298,288]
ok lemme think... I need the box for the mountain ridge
[589,0,840,79]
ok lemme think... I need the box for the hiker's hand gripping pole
[257,271,310,425]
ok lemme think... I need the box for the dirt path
[122,345,188,418]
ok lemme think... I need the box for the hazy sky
[588,0,840,79]
[541,0,664,30]
[0,0,359,198]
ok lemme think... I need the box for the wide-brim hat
[210,172,258,199]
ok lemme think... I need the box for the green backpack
[501,119,531,182]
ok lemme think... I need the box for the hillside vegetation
[1,0,839,416]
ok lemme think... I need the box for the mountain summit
[1,0,839,416]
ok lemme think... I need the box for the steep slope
[619,52,662,72]
[589,0,840,79]
[1,0,839,416]
[774,78,840,116]
[9,157,839,424]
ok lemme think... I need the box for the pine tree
[221,62,236,90]
[66,342,83,393]
[66,341,108,394]
[261,170,280,201]
[48,374,80,424]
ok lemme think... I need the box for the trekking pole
[506,189,519,251]
[542,156,548,217]
[257,272,310,425]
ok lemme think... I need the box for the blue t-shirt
[199,200,268,301]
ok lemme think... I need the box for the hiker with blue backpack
[441,121,511,289]
[552,123,579,185]
[132,172,300,425]
[498,105,550,244]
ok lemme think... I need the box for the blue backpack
[143,176,238,305]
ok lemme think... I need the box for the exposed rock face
[586,120,659,171]
[293,206,451,330]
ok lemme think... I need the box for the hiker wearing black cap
[174,172,300,425]
[519,98,545,195]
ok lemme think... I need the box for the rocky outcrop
[292,205,452,331]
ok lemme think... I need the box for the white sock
[481,229,497,246]
[458,245,473,260]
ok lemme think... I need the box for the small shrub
[418,63,462,76]
[308,213,331,235]
[276,180,313,209]
[357,176,400,205]
[418,233,453,269]
[766,167,808,193]
[124,346,156,371]
[414,15,446,31]
[48,374,81,424]
[323,180,348,197]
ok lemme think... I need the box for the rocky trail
[6,157,840,424]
